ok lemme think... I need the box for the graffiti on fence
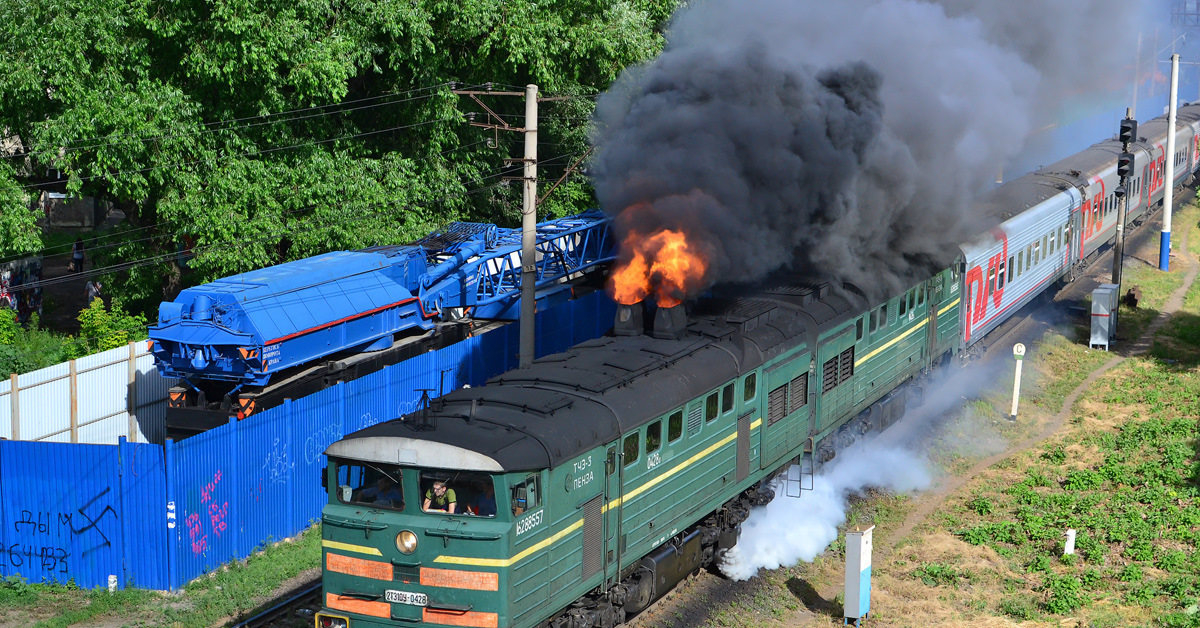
[2,487,119,576]
[185,470,229,555]
[303,423,342,465]
[361,412,383,430]
[261,438,293,485]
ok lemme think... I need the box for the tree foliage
[0,0,676,313]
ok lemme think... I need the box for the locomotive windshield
[330,460,501,518]
[419,470,497,517]
[335,462,405,510]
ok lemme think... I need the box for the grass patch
[4,524,322,628]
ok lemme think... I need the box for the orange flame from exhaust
[609,227,709,308]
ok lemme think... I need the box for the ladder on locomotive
[783,437,816,498]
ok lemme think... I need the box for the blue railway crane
[149,210,613,432]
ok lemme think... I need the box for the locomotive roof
[326,283,865,472]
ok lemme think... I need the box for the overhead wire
[3,93,591,264]
[19,117,458,192]
[12,150,588,294]
[1,82,466,162]
[0,136,499,265]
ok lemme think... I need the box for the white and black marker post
[1009,343,1026,421]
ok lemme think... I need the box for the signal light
[1119,118,1138,146]
[1114,185,1127,198]
[1117,152,1135,180]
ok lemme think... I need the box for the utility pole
[1162,53,1180,271]
[453,84,540,369]
[520,84,538,369]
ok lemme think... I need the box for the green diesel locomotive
[315,269,960,628]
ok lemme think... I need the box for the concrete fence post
[9,373,18,440]
[70,359,79,442]
[127,342,138,443]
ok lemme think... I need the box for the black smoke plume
[591,0,1155,301]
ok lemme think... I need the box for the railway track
[230,580,321,628]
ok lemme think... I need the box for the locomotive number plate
[385,589,428,606]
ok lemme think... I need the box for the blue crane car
[150,211,613,435]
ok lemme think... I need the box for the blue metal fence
[0,291,615,590]
[0,439,168,589]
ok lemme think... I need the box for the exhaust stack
[651,304,687,340]
[614,302,645,336]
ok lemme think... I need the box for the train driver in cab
[361,475,403,508]
[423,480,457,513]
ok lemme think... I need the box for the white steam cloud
[717,354,1018,580]
[718,441,932,580]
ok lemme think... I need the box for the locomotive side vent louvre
[736,413,751,482]
[789,375,808,413]
[581,495,603,580]
[821,357,838,393]
[839,347,855,383]
[767,385,787,425]
[687,404,703,436]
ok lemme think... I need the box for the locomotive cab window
[743,373,757,403]
[722,383,735,414]
[511,474,540,516]
[668,410,683,443]
[623,433,639,466]
[646,421,662,454]
[705,392,719,422]
[418,471,496,517]
[335,461,404,510]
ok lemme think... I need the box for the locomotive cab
[317,456,544,628]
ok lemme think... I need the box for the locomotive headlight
[396,530,418,554]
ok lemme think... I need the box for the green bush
[1119,563,1144,583]
[0,314,75,375]
[914,562,966,587]
[999,596,1039,620]
[76,299,148,355]
[957,521,1020,546]
[967,496,994,516]
[1156,550,1189,572]
[1042,444,1067,465]
[1062,469,1104,491]
[1027,555,1052,573]
[1042,574,1085,614]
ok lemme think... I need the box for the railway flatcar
[149,211,613,435]
[313,102,1200,628]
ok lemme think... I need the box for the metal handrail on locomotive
[149,210,613,433]
[314,102,1200,628]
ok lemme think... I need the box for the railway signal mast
[1112,111,1137,327]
